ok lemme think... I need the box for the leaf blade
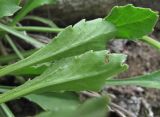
[105,70,160,89]
[36,96,109,117]
[0,50,127,104]
[0,19,116,78]
[105,4,159,39]
[25,92,81,111]
[0,0,21,18]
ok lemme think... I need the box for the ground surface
[108,40,160,117]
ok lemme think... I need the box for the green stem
[5,35,24,60]
[0,103,15,117]
[23,16,58,28]
[141,36,160,50]
[0,23,45,48]
[0,49,36,64]
[0,86,13,93]
[14,26,63,33]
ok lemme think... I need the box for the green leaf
[105,4,159,39]
[0,50,127,104]
[25,92,81,111]
[14,0,21,5]
[105,70,160,89]
[11,0,57,25]
[36,96,108,117]
[0,19,116,78]
[36,111,70,117]
[72,96,108,117]
[12,62,51,76]
[0,0,21,18]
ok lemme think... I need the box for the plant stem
[14,26,63,33]
[5,35,24,60]
[0,41,8,56]
[0,49,36,64]
[0,103,15,117]
[0,23,45,48]
[23,16,58,28]
[0,86,13,93]
[141,36,160,50]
